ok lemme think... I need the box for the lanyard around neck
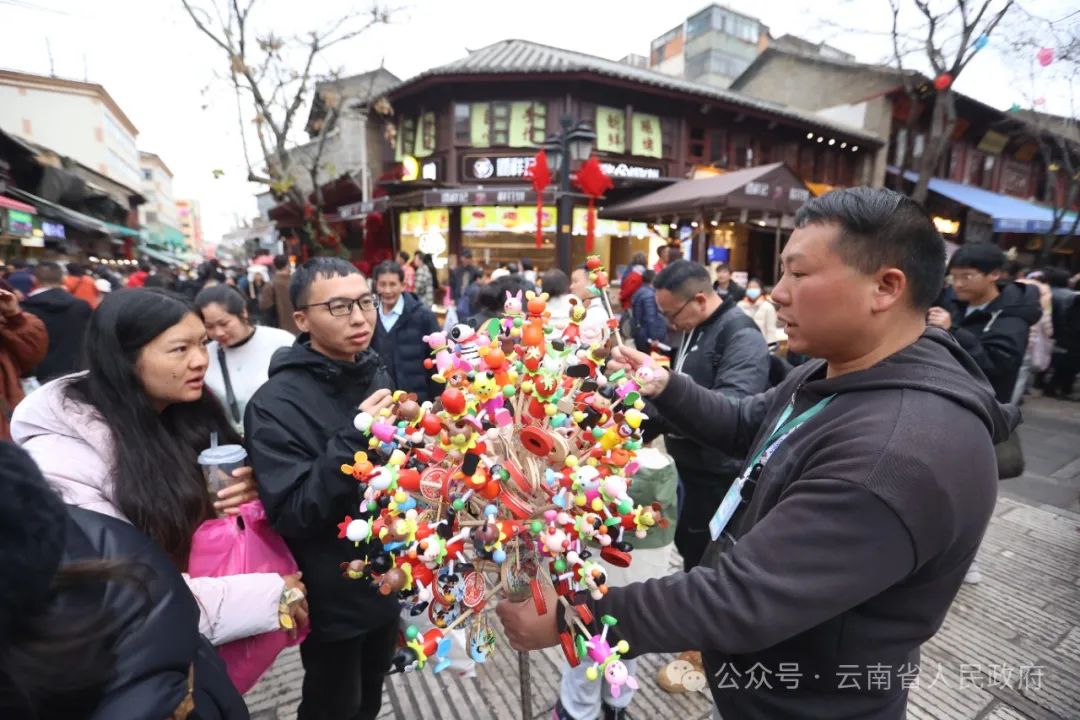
[746,394,835,471]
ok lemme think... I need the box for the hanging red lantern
[572,156,614,254]
[933,73,953,91]
[526,150,552,249]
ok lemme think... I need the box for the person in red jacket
[618,252,648,310]
[0,279,48,440]
[126,263,151,288]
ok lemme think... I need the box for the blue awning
[894,169,1077,234]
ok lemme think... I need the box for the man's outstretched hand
[609,345,670,397]
[359,388,394,415]
[495,582,561,652]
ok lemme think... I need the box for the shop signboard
[338,197,388,220]
[423,187,551,207]
[33,217,66,240]
[6,209,32,237]
[462,154,663,182]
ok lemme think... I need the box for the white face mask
[746,288,762,300]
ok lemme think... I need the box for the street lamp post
[543,115,596,274]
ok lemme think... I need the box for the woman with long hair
[195,285,294,434]
[11,288,306,646]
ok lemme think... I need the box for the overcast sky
[0,0,1074,245]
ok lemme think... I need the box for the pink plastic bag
[188,500,308,693]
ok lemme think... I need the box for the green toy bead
[405,625,419,641]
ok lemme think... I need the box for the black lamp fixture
[545,114,598,273]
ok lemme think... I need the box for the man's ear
[872,267,908,314]
[294,310,309,333]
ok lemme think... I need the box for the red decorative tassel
[527,150,552,249]
[586,197,596,254]
[536,194,544,248]
[573,156,612,257]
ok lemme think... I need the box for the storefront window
[462,205,557,269]
[470,103,491,147]
[460,102,547,148]
[397,117,417,161]
[399,209,450,269]
[414,112,436,158]
[981,155,996,190]
[454,104,471,145]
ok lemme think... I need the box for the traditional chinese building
[378,38,880,276]
[733,48,1080,267]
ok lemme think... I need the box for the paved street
[246,396,1080,720]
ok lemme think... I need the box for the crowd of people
[2,186,1080,720]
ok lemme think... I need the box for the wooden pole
[519,651,532,720]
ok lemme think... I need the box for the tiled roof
[390,39,881,144]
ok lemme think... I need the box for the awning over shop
[5,187,109,235]
[103,221,142,239]
[138,244,186,267]
[143,223,188,251]
[599,163,812,220]
[0,195,36,214]
[893,168,1078,234]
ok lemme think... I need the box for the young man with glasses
[245,258,399,720]
[927,243,1040,405]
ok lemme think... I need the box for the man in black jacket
[22,262,91,382]
[927,243,1040,403]
[245,258,398,720]
[371,260,440,402]
[499,188,1014,720]
[651,259,769,571]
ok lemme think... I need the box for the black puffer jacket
[648,296,770,487]
[371,293,441,402]
[244,339,399,642]
[62,507,248,720]
[948,281,1041,403]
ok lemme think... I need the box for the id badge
[708,477,745,541]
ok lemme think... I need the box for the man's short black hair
[540,268,569,297]
[642,269,656,284]
[795,187,945,311]
[714,262,731,273]
[948,243,1006,275]
[273,254,289,271]
[654,260,714,300]
[290,257,359,308]
[373,260,405,282]
[33,261,64,285]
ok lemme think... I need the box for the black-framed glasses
[661,295,696,323]
[300,295,376,317]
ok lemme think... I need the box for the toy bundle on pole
[336,256,665,681]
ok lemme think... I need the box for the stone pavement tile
[246,498,1080,720]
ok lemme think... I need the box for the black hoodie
[244,338,399,641]
[576,328,1016,720]
[21,287,91,382]
[947,280,1041,403]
